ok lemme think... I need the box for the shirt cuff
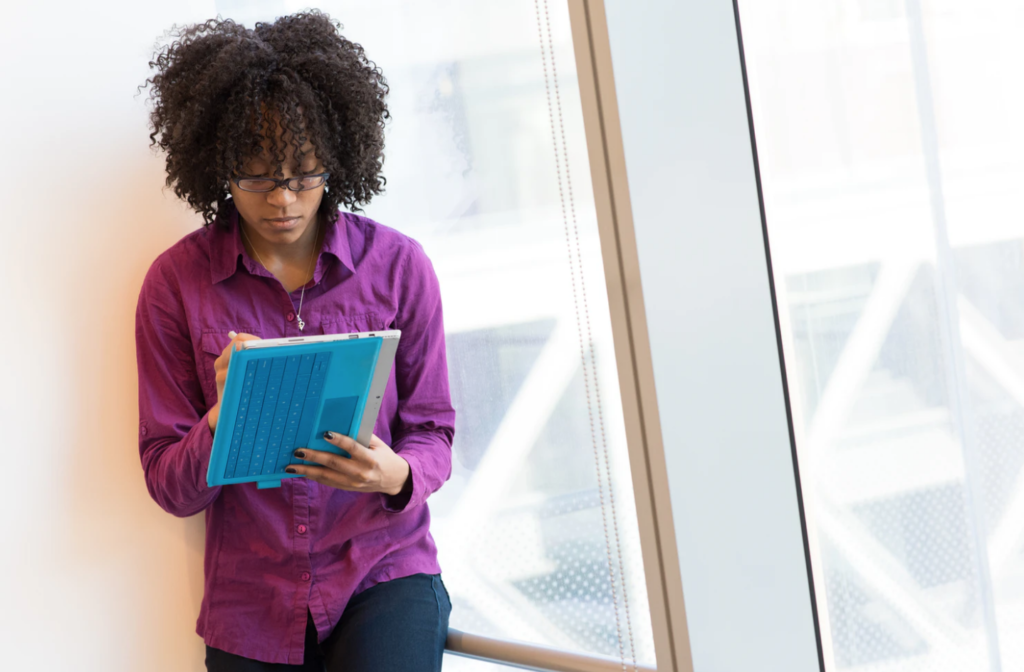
[381,451,423,513]
[141,408,220,518]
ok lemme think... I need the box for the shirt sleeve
[136,257,222,517]
[381,242,456,513]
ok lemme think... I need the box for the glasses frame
[231,172,331,193]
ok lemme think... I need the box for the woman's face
[229,136,326,248]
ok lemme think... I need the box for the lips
[265,217,300,228]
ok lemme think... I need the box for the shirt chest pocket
[318,312,390,336]
[198,327,262,402]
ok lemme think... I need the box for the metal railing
[446,629,657,672]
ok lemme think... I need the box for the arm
[381,243,456,512]
[136,259,222,517]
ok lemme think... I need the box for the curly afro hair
[142,11,389,228]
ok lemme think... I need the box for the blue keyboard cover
[223,352,331,479]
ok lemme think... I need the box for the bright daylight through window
[738,0,1024,670]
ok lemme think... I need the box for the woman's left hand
[287,432,410,496]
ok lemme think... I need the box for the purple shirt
[135,205,455,664]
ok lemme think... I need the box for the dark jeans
[205,573,452,672]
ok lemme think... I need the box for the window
[225,0,657,667]
[738,0,1024,668]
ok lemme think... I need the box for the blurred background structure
[740,1,1024,670]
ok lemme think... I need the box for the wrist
[207,404,220,435]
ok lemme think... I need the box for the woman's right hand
[208,331,262,434]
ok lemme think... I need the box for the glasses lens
[237,178,277,192]
[294,175,327,191]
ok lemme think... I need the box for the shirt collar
[320,211,355,277]
[209,204,355,284]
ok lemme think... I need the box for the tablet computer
[206,329,401,490]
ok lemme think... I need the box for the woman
[136,12,454,671]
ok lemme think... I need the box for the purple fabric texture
[135,205,455,664]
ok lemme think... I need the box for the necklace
[240,219,320,331]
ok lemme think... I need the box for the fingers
[292,445,364,472]
[321,431,373,459]
[288,435,373,487]
[286,448,372,490]
[221,331,261,358]
[284,434,402,494]
[215,331,262,376]
[286,465,366,491]
[212,332,263,403]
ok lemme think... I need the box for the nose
[266,183,298,208]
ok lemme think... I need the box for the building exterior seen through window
[738,1,1024,670]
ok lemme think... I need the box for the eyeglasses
[231,172,330,193]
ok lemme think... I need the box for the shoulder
[342,212,435,276]
[341,214,444,331]
[138,226,213,305]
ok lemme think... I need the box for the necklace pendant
[297,316,305,331]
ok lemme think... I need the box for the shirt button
[287,312,295,322]
[297,524,307,534]
[300,572,311,582]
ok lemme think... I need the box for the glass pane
[222,0,656,666]
[737,0,1024,670]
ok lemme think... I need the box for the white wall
[2,2,222,669]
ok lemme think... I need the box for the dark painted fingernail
[285,467,296,474]
[323,431,334,440]
[294,450,305,459]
